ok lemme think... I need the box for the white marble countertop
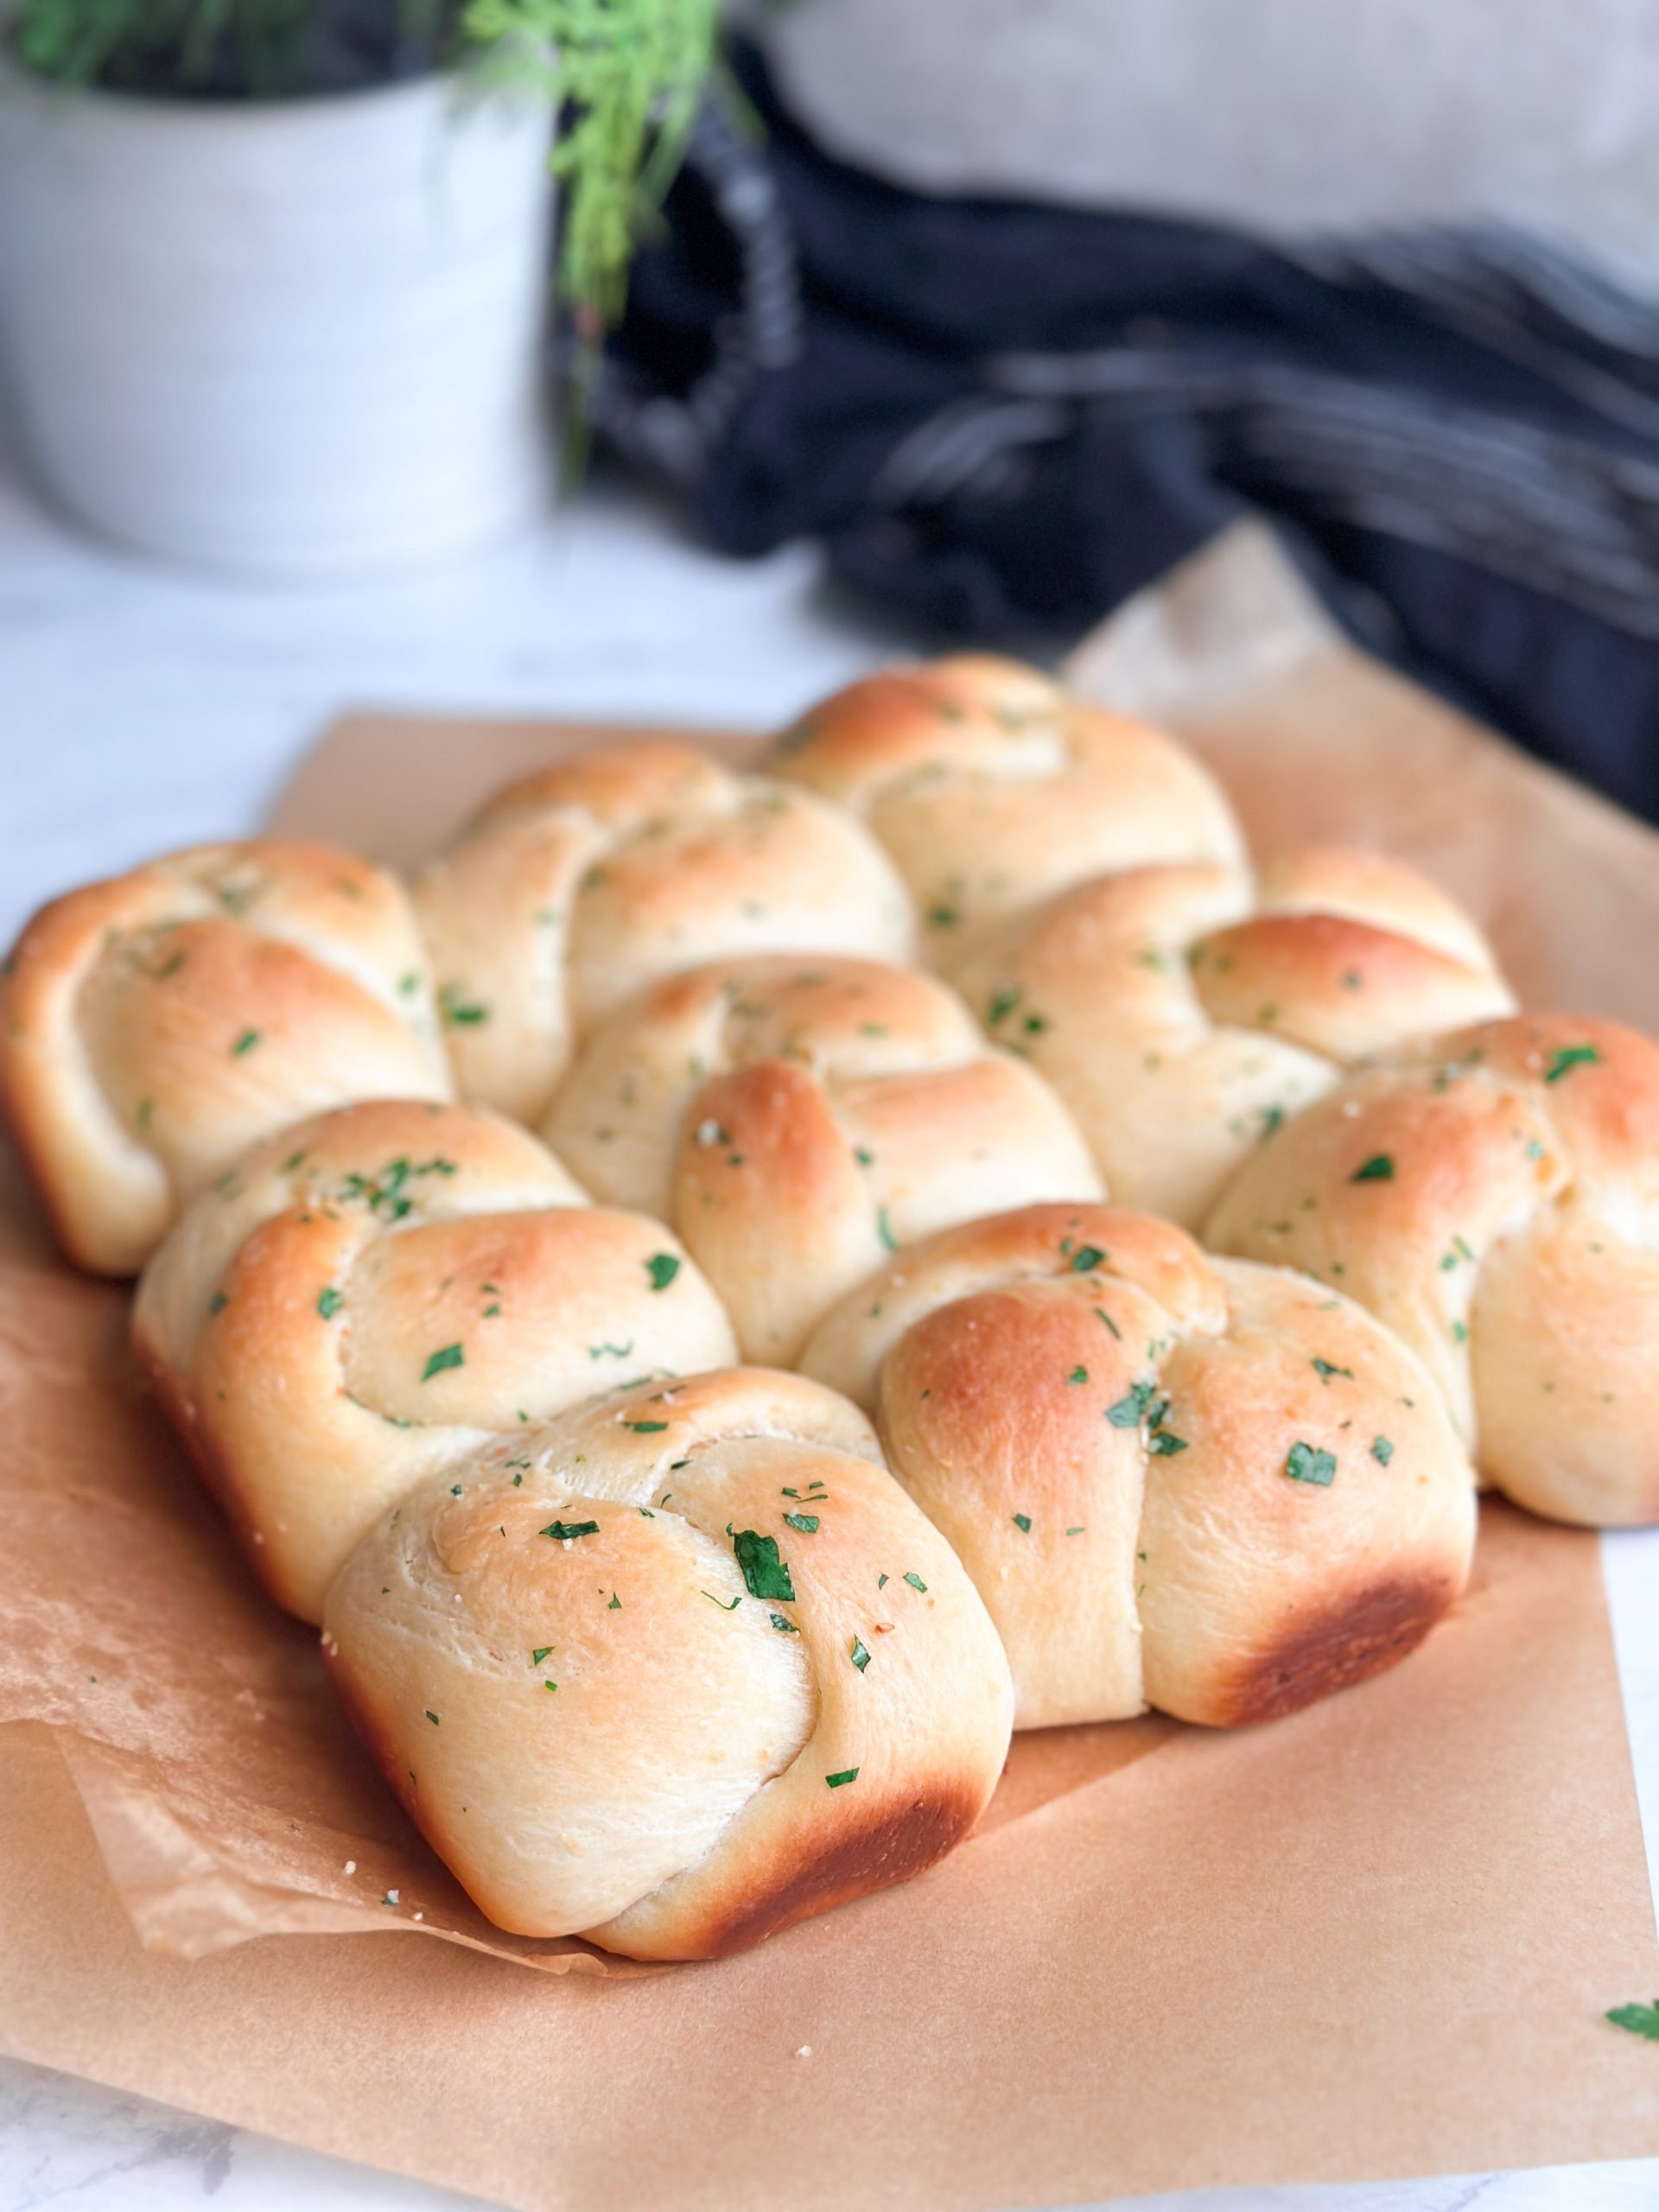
[3,444,1658,2212]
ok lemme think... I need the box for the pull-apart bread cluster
[3,653,1643,1961]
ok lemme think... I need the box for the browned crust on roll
[1212,1569,1463,1727]
[692,1778,987,1959]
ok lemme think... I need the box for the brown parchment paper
[3,518,1659,2209]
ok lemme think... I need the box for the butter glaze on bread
[545,953,1102,1363]
[0,840,450,1273]
[763,654,1243,966]
[412,741,915,1124]
[135,1099,735,1620]
[1205,1014,1659,1527]
[322,1368,1014,1960]
[954,848,1516,1227]
[801,1204,1475,1728]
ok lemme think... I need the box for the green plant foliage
[463,0,721,330]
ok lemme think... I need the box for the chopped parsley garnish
[853,1146,875,1167]
[424,1710,440,1726]
[770,1612,799,1634]
[1312,1357,1352,1382]
[824,1768,860,1789]
[903,1571,927,1592]
[541,1519,601,1541]
[1105,1379,1161,1429]
[422,1343,464,1382]
[1147,1433,1188,1457]
[1095,1307,1122,1339]
[1012,1512,1032,1532]
[783,1511,820,1533]
[439,984,489,1027]
[543,1680,558,1691]
[340,1154,456,1221]
[702,1590,741,1611]
[1370,1436,1395,1465]
[316,1286,344,1319]
[1067,1366,1089,1385]
[1285,1441,1338,1487]
[877,1573,888,1589]
[1545,1043,1601,1084]
[1606,2000,1659,2040]
[645,1252,680,1292]
[1351,1154,1395,1183]
[1066,1526,1085,1535]
[926,903,960,929]
[734,1529,795,1601]
[231,1028,261,1057]
[589,1340,634,1359]
[531,1647,552,1664]
[624,1420,669,1433]
[608,1593,621,1610]
[987,985,1021,1027]
[849,1637,871,1671]
[207,1291,228,1316]
[877,1206,898,1252]
[1070,1244,1106,1274]
[1451,1319,1469,1343]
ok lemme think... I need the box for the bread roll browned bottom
[803,1204,1477,1729]
[323,1369,1014,1959]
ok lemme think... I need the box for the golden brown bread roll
[1204,1014,1659,1528]
[953,848,1516,1227]
[135,1099,735,1621]
[411,741,915,1123]
[0,840,451,1274]
[543,953,1103,1363]
[801,1204,1476,1728]
[762,653,1243,965]
[322,1367,1014,1959]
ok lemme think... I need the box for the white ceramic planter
[0,60,556,576]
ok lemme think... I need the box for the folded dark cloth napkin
[600,44,1659,822]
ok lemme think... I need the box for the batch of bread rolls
[4,652,1655,1962]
